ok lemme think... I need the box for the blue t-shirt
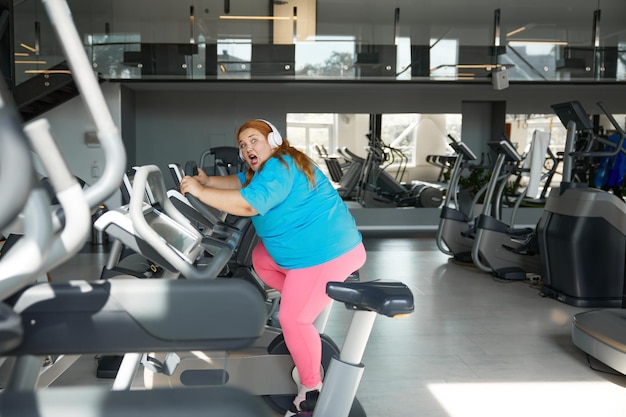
[237,155,362,269]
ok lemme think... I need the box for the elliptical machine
[471,139,543,280]
[551,101,626,376]
[435,137,481,263]
[335,147,365,200]
[537,100,626,307]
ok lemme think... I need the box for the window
[286,113,336,164]
[381,114,419,167]
[430,39,459,79]
[381,113,461,168]
[217,39,252,78]
[295,36,355,78]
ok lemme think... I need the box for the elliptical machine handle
[0,79,33,230]
[185,160,199,177]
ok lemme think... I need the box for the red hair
[236,120,316,187]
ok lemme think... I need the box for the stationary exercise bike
[106,165,413,416]
[165,161,276,319]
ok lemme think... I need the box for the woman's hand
[180,175,204,198]
[179,174,258,217]
[194,167,211,186]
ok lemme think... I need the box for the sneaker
[284,403,300,417]
[284,383,322,417]
[299,389,320,412]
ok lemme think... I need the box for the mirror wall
[286,110,625,208]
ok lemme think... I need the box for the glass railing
[11,0,626,86]
[19,39,620,83]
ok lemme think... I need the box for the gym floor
[45,232,626,416]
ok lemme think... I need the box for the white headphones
[258,119,283,148]
[239,119,283,160]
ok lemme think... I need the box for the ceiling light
[508,40,568,46]
[15,60,47,65]
[219,15,296,20]
[24,69,71,74]
[19,43,37,53]
[507,26,526,37]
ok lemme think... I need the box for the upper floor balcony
[9,0,626,86]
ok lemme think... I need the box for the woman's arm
[194,168,242,190]
[180,175,258,217]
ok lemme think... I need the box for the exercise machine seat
[326,280,414,317]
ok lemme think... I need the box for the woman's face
[238,127,274,170]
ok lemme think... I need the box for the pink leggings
[251,242,366,388]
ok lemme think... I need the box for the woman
[180,119,366,416]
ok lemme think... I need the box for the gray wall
[30,82,123,210]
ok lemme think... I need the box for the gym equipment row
[435,98,626,377]
[317,135,444,208]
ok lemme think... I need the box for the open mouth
[248,154,259,164]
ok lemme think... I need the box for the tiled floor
[33,233,626,415]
